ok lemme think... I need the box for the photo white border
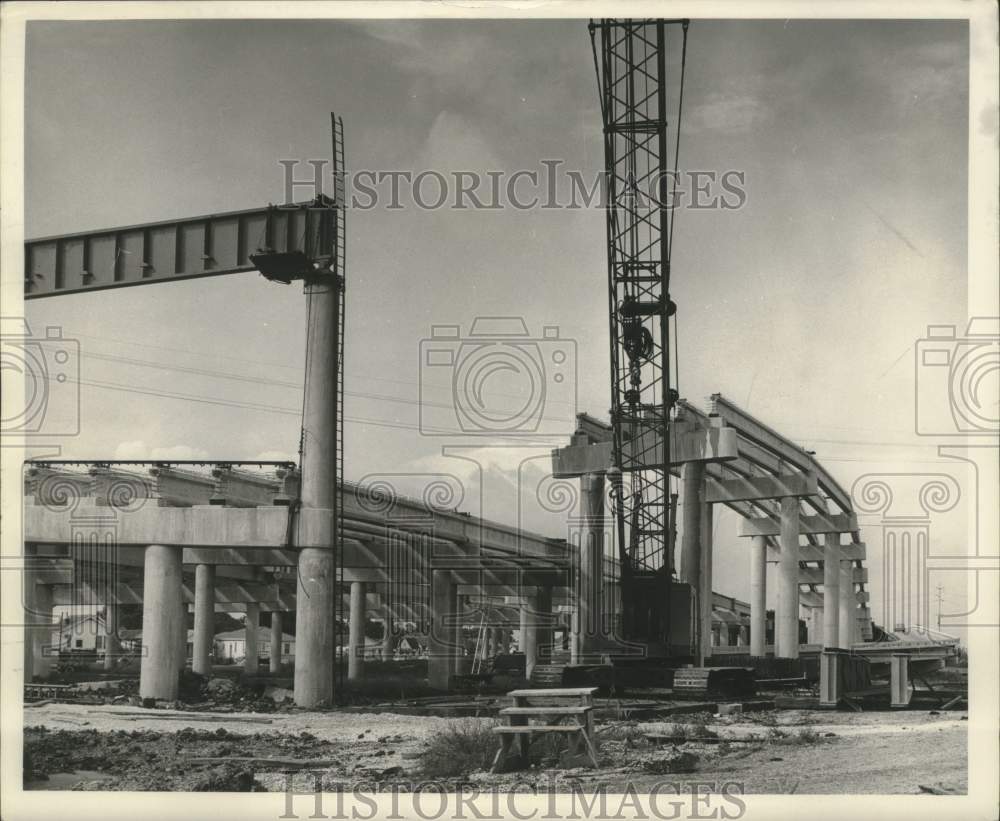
[1,2,996,819]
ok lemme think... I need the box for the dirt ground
[22,702,967,794]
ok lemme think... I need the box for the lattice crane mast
[590,18,690,653]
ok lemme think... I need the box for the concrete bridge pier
[519,586,553,680]
[814,609,825,644]
[103,603,121,671]
[293,273,342,706]
[269,611,284,673]
[890,653,911,708]
[699,501,715,664]
[819,648,848,707]
[857,605,871,641]
[536,585,554,667]
[348,581,367,682]
[428,569,458,689]
[244,603,260,674]
[776,496,801,659]
[680,462,705,660]
[823,532,841,648]
[381,605,393,660]
[573,472,605,664]
[192,564,216,675]
[838,559,854,648]
[520,597,536,679]
[749,535,767,657]
[177,598,189,670]
[24,579,54,682]
[139,544,184,701]
[294,547,336,705]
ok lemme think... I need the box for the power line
[62,376,568,444]
[77,349,577,420]
[73,335,581,410]
[57,338,957,454]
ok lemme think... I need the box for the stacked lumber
[672,667,757,700]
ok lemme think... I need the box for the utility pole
[935,584,944,631]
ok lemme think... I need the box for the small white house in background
[214,627,296,662]
[57,612,107,653]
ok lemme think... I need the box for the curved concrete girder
[709,394,853,516]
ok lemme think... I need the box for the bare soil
[22,703,967,794]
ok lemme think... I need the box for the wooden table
[491,687,600,772]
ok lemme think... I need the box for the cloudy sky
[22,17,975,633]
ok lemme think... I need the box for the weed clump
[418,719,500,778]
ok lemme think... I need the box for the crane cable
[667,20,690,272]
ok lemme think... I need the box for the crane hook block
[620,296,677,318]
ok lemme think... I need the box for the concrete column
[192,564,215,675]
[23,582,34,682]
[270,611,284,673]
[857,605,871,642]
[428,570,458,689]
[177,597,188,671]
[776,496,800,659]
[244,603,259,674]
[381,605,393,661]
[294,548,335,705]
[293,273,342,707]
[348,581,367,682]
[139,544,184,701]
[103,603,121,672]
[679,463,704,585]
[680,462,705,658]
[819,649,847,707]
[25,582,54,682]
[520,591,547,680]
[838,560,854,649]
[519,600,534,678]
[823,532,841,649]
[699,501,714,665]
[890,653,911,708]
[807,608,823,644]
[749,535,767,657]
[536,586,554,664]
[574,472,605,664]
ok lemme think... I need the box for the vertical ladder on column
[471,608,489,675]
[332,112,348,699]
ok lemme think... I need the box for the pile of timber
[529,663,613,691]
[672,667,757,700]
